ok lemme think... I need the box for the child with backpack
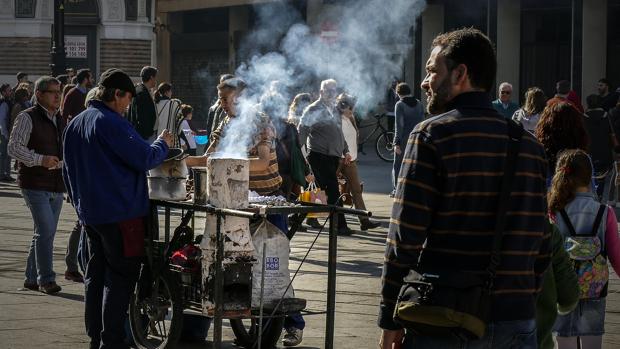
[548,149,620,349]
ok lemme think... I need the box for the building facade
[0,0,155,84]
[155,0,618,121]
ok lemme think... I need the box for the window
[15,0,36,18]
[125,0,137,21]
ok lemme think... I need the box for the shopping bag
[299,182,329,218]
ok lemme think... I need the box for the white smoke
[216,0,427,158]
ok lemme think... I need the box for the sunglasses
[500,91,511,95]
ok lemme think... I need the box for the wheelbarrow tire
[229,316,285,349]
[129,271,184,349]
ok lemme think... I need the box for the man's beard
[426,77,452,115]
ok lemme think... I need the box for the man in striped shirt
[379,28,551,348]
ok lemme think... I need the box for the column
[496,0,520,98]
[581,0,607,98]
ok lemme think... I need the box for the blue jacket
[63,100,168,225]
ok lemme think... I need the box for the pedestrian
[535,100,590,175]
[298,79,354,235]
[392,82,424,197]
[8,76,66,294]
[379,28,550,348]
[0,83,14,182]
[287,92,312,127]
[548,149,620,349]
[535,221,580,349]
[384,77,399,132]
[179,104,197,156]
[583,94,616,203]
[512,87,546,133]
[154,82,182,138]
[128,66,158,141]
[492,82,519,118]
[61,68,94,121]
[12,72,28,95]
[10,87,30,130]
[336,93,381,231]
[63,68,173,349]
[548,80,584,113]
[598,78,619,112]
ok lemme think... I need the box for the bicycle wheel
[129,271,183,349]
[375,131,395,162]
[230,316,285,349]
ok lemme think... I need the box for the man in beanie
[8,76,66,294]
[63,68,173,349]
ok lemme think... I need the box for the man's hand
[305,173,315,183]
[344,152,352,165]
[379,329,405,349]
[394,145,402,156]
[41,155,60,169]
[159,129,174,147]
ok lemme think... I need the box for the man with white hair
[298,79,353,236]
[492,82,519,118]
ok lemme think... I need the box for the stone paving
[0,152,619,348]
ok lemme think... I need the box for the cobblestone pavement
[0,152,619,348]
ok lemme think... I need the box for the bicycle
[356,113,394,162]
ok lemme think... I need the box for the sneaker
[337,227,354,236]
[305,218,322,229]
[282,327,303,347]
[64,270,84,283]
[360,220,381,231]
[23,281,38,291]
[40,282,61,294]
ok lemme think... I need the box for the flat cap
[99,68,136,96]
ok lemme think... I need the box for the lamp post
[50,0,66,76]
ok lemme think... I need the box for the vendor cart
[129,199,371,349]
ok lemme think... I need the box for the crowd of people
[2,26,620,349]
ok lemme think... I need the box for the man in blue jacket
[63,68,173,349]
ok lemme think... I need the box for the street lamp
[50,0,66,76]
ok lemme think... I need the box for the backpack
[559,205,609,299]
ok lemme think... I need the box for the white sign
[65,35,87,59]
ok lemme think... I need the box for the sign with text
[65,36,88,59]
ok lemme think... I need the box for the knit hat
[99,68,136,96]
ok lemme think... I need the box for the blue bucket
[194,135,209,145]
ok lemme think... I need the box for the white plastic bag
[251,219,294,308]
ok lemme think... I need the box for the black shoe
[306,218,322,229]
[360,220,381,231]
[23,281,38,291]
[338,227,354,236]
[40,282,61,294]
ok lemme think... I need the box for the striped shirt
[379,92,551,330]
[8,105,58,167]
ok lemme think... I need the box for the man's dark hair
[431,28,496,92]
[599,78,610,87]
[586,94,603,109]
[76,69,91,84]
[219,74,234,84]
[556,80,570,95]
[56,74,69,85]
[140,66,158,83]
[0,83,10,94]
[94,87,130,102]
[16,72,27,81]
[396,82,411,96]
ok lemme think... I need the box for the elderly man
[298,79,353,235]
[8,76,66,294]
[492,82,519,118]
[63,68,172,349]
[379,28,550,348]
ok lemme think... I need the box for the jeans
[403,319,537,349]
[338,160,371,224]
[84,223,141,349]
[392,151,404,192]
[65,220,82,273]
[307,151,347,230]
[0,134,11,177]
[595,165,617,204]
[22,189,64,284]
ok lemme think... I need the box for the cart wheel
[230,316,284,349]
[129,271,183,349]
[375,131,395,162]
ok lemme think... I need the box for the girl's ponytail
[548,149,592,212]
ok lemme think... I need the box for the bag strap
[486,120,524,282]
[559,209,579,237]
[590,204,606,237]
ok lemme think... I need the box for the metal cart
[129,199,371,349]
